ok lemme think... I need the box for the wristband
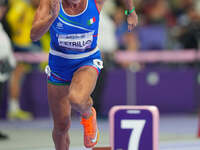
[125,7,135,16]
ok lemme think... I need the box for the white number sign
[121,120,146,150]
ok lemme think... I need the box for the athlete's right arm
[30,0,60,41]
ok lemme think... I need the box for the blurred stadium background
[0,0,200,149]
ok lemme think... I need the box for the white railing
[14,49,200,63]
[114,49,200,63]
[14,52,48,63]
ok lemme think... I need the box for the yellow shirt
[6,0,35,47]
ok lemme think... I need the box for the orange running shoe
[81,107,99,148]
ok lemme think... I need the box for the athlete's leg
[48,83,71,150]
[67,66,99,148]
[67,66,98,117]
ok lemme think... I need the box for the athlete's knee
[67,90,85,106]
[67,90,92,111]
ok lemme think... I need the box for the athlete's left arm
[96,0,138,32]
[123,0,138,31]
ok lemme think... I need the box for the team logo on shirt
[87,17,96,26]
[56,22,64,29]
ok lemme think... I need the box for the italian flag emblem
[88,17,96,25]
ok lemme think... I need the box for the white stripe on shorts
[49,47,99,59]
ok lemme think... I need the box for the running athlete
[31,0,138,149]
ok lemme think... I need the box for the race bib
[58,31,94,51]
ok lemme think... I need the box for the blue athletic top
[49,0,100,55]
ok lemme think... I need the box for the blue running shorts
[45,49,103,85]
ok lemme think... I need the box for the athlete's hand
[50,0,60,19]
[127,11,138,32]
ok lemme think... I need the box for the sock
[82,109,92,119]
[8,99,20,113]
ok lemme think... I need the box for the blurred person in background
[170,0,193,18]
[137,0,168,50]
[176,3,200,49]
[0,0,16,139]
[167,0,200,49]
[5,0,40,120]
[142,0,168,25]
